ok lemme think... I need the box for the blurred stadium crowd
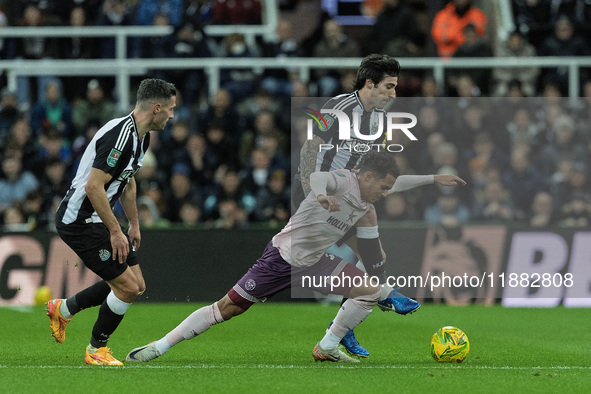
[1,0,591,231]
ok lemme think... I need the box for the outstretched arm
[389,174,466,194]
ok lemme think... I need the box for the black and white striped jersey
[57,113,149,226]
[314,91,385,172]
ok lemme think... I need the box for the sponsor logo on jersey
[326,215,352,232]
[99,249,111,261]
[107,149,122,167]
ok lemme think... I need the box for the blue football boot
[328,321,369,358]
[377,288,421,315]
[340,329,369,358]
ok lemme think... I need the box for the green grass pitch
[1,302,589,393]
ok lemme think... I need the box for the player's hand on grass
[434,174,467,187]
[317,195,340,212]
[128,225,141,251]
[111,229,129,264]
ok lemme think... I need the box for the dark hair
[354,54,401,91]
[136,78,176,105]
[357,150,400,179]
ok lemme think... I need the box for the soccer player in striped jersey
[46,78,176,365]
[294,54,466,357]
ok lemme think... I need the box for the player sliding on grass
[46,78,176,365]
[127,150,404,363]
[294,54,466,357]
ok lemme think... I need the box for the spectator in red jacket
[431,0,487,58]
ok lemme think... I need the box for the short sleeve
[93,129,129,176]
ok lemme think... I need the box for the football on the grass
[430,326,470,363]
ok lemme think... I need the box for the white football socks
[379,284,394,301]
[319,329,341,350]
[106,291,131,315]
[154,337,172,355]
[164,303,224,350]
[59,299,72,319]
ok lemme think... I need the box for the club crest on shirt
[107,148,122,167]
[321,114,335,131]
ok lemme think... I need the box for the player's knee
[350,285,380,305]
[118,282,141,302]
[218,294,247,320]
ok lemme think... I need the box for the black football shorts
[57,223,138,281]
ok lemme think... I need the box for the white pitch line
[1,365,590,370]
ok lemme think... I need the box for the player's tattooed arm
[300,134,323,196]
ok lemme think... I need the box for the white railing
[0,0,279,58]
[2,56,591,112]
[1,23,591,110]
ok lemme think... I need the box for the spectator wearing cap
[72,79,118,137]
